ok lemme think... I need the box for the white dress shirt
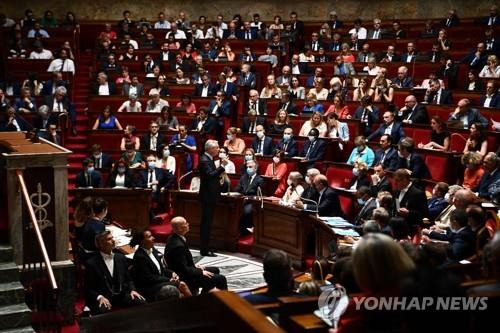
[47,58,75,74]
[396,182,412,210]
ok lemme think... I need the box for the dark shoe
[201,251,217,257]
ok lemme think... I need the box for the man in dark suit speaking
[295,174,344,217]
[198,140,225,257]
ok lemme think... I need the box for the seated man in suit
[300,128,326,170]
[448,98,489,129]
[474,152,500,200]
[251,125,274,156]
[370,163,393,195]
[278,91,298,115]
[85,230,146,314]
[141,121,164,152]
[244,249,298,304]
[423,79,453,105]
[275,127,298,157]
[353,186,377,225]
[170,124,197,172]
[215,73,239,102]
[236,63,256,88]
[164,216,227,294]
[190,107,216,135]
[243,110,266,134]
[130,229,191,301]
[396,137,431,180]
[300,168,321,204]
[391,66,413,88]
[480,80,500,108]
[122,74,144,97]
[393,168,429,229]
[33,105,57,132]
[91,72,116,96]
[90,144,112,169]
[234,159,265,234]
[422,209,476,263]
[428,182,450,221]
[398,95,429,124]
[245,89,268,115]
[43,85,77,135]
[367,111,405,144]
[139,154,175,203]
[76,158,102,188]
[208,91,232,138]
[193,74,216,97]
[373,135,399,171]
[295,174,343,217]
[276,65,292,87]
[354,96,379,137]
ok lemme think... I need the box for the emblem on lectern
[29,183,53,230]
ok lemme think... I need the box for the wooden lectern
[0,132,71,264]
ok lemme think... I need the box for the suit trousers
[91,291,145,315]
[197,267,228,294]
[200,198,216,253]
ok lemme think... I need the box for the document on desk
[331,228,360,237]
[319,216,354,228]
[106,224,131,247]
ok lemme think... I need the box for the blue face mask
[247,168,255,176]
[357,198,365,206]
[87,166,95,173]
[245,155,253,161]
[283,134,291,141]
[148,161,156,169]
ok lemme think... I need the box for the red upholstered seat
[326,166,353,189]
[150,213,173,243]
[338,194,354,221]
[425,154,452,182]
[238,234,254,254]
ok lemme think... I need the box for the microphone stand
[178,170,194,191]
[257,186,264,209]
[299,196,319,219]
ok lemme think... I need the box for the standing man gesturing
[198,140,225,256]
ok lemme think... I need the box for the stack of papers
[319,216,354,228]
[331,228,360,237]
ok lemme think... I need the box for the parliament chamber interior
[1,2,500,332]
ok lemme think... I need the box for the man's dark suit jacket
[156,51,175,65]
[395,183,428,226]
[367,122,405,143]
[170,61,191,73]
[429,226,476,262]
[396,154,431,180]
[108,171,135,188]
[300,139,326,163]
[370,176,392,195]
[164,233,203,285]
[141,132,165,151]
[242,116,267,133]
[234,173,265,196]
[378,52,401,62]
[275,138,298,157]
[33,113,58,130]
[354,197,377,225]
[236,72,257,88]
[427,197,449,221]
[84,252,135,309]
[354,106,380,135]
[91,82,117,95]
[190,116,216,135]
[479,94,500,108]
[391,75,414,88]
[474,169,500,200]
[193,83,217,97]
[90,153,113,169]
[41,79,68,96]
[278,101,298,115]
[301,185,319,202]
[374,148,399,171]
[198,153,225,204]
[440,16,460,28]
[305,187,343,217]
[76,170,102,188]
[122,83,145,97]
[425,89,453,105]
[244,99,268,115]
[400,104,429,124]
[139,168,175,196]
[43,95,76,124]
[237,28,259,40]
[448,108,489,128]
[131,247,174,301]
[251,136,275,156]
[215,82,239,99]
[208,99,231,118]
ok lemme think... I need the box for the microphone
[257,186,264,209]
[299,196,319,218]
[178,171,194,191]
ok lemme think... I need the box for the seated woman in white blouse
[280,171,304,206]
[158,144,176,175]
[214,146,235,174]
[108,159,135,188]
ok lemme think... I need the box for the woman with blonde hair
[326,112,349,150]
[269,109,290,135]
[260,74,282,99]
[352,77,373,102]
[340,43,355,63]
[280,171,304,206]
[347,135,375,166]
[224,127,246,154]
[308,77,328,101]
[462,151,485,190]
[299,111,327,137]
[479,54,500,78]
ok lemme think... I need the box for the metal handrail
[16,170,58,291]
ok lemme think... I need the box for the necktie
[380,151,386,163]
[447,19,451,27]
[305,141,314,159]
[259,139,264,154]
[283,142,288,152]
[60,59,66,71]
[431,53,436,62]
[97,158,101,168]
[313,42,317,51]
[433,92,439,104]
[148,170,153,187]
[246,31,250,39]
[374,30,379,39]
[250,121,255,133]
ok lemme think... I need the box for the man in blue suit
[90,144,113,169]
[238,21,258,40]
[354,96,380,137]
[275,127,298,157]
[300,128,326,170]
[251,125,274,156]
[236,63,256,88]
[139,154,175,202]
[305,67,324,88]
[474,152,500,201]
[427,182,450,221]
[373,134,399,171]
[367,111,405,143]
[396,137,431,180]
[193,74,216,97]
[215,73,239,101]
[448,99,489,129]
[75,158,102,188]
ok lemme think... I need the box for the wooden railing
[16,170,60,332]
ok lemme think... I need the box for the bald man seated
[164,217,227,295]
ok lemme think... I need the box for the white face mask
[219,153,227,159]
[272,157,280,164]
[256,131,264,139]
[305,175,312,184]
[308,135,316,142]
[163,149,170,158]
[444,193,451,202]
[352,168,359,176]
[287,179,293,186]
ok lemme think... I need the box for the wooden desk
[71,188,152,230]
[251,201,337,265]
[170,190,244,252]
